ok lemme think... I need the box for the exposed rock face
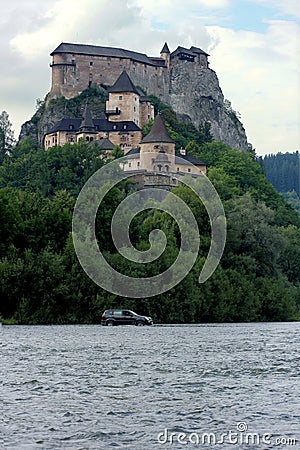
[168,61,248,150]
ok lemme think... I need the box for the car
[101,309,153,326]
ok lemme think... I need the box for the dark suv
[101,309,153,326]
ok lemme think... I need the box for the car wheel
[136,321,145,326]
[107,320,114,326]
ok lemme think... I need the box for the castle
[21,41,248,151]
[44,67,207,179]
[49,42,209,102]
[45,41,248,151]
[44,70,154,150]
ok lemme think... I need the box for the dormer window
[69,124,74,130]
[123,124,127,130]
[113,125,117,130]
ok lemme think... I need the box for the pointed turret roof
[79,102,96,132]
[161,42,170,54]
[141,114,174,144]
[108,70,140,95]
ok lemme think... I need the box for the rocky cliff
[19,65,248,151]
[19,88,108,147]
[168,61,248,151]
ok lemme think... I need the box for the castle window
[90,61,93,66]
[121,135,127,141]
[129,163,131,168]
[119,95,123,100]
[177,167,180,172]
[188,168,191,173]
[134,107,136,112]
[137,162,140,167]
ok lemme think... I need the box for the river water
[1,323,300,449]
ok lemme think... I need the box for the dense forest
[0,93,300,324]
[262,152,299,195]
[261,152,300,216]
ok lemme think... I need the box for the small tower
[106,71,140,125]
[160,42,170,69]
[77,101,97,142]
[140,113,175,172]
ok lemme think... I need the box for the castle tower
[160,42,170,69]
[140,113,175,171]
[106,71,141,125]
[77,102,97,142]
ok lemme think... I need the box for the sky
[1,0,299,156]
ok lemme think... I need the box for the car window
[113,311,122,317]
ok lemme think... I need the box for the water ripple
[2,323,300,449]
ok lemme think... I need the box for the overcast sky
[1,0,299,155]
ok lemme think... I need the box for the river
[1,323,300,449]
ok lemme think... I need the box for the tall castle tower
[105,71,154,127]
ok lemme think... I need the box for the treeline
[262,151,300,196]
[0,132,300,324]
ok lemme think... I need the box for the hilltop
[19,42,249,151]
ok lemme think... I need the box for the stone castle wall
[50,52,170,101]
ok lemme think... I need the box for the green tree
[0,111,15,163]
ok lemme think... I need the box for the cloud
[9,0,217,58]
[207,19,300,153]
[1,0,299,154]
